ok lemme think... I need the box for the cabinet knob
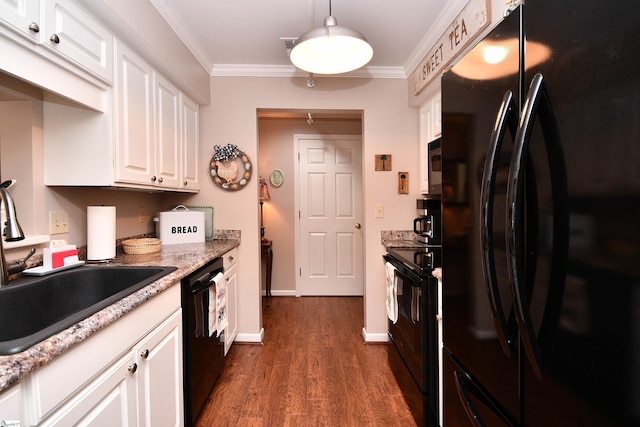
[158,177,163,183]
[228,255,234,262]
[28,22,40,33]
[49,34,60,44]
[184,180,188,186]
[151,175,157,182]
[128,363,138,373]
[140,349,150,359]
[355,223,361,229]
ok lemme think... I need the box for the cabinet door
[154,72,181,189]
[43,0,113,82]
[40,354,137,427]
[135,309,183,427]
[181,94,199,191]
[0,0,40,42]
[224,262,238,355]
[0,383,22,425]
[115,41,155,187]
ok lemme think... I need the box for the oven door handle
[507,73,569,378]
[480,90,519,357]
[191,272,216,294]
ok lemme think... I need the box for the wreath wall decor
[209,144,253,191]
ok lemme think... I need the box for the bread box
[157,206,205,245]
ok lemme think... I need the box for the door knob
[355,223,361,229]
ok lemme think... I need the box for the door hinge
[299,268,302,276]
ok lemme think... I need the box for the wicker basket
[122,238,162,255]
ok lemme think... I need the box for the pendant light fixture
[289,0,373,74]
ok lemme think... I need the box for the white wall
[168,76,421,341]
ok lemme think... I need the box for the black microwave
[427,138,441,194]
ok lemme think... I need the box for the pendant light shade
[290,14,373,74]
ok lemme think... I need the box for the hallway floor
[195,296,416,426]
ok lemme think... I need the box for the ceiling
[150,0,460,78]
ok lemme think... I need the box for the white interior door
[296,135,363,296]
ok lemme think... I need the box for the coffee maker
[413,196,441,245]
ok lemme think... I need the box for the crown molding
[403,0,470,76]
[150,0,214,72]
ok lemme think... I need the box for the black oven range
[384,245,441,427]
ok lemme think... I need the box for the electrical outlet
[138,207,145,223]
[49,211,69,234]
[375,204,384,218]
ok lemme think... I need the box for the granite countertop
[0,239,239,392]
[381,230,426,249]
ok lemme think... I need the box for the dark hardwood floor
[196,296,417,427]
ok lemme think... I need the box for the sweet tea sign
[412,0,491,95]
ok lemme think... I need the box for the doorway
[257,110,363,297]
[296,134,363,296]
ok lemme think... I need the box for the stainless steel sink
[0,265,177,355]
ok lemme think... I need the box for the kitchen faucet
[0,180,32,287]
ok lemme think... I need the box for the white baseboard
[235,327,265,343]
[361,327,389,343]
[262,290,298,297]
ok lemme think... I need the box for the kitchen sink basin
[0,265,177,355]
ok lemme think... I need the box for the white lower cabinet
[134,310,183,427]
[223,248,238,355]
[41,310,183,427]
[0,383,22,425]
[40,353,138,426]
[22,283,183,426]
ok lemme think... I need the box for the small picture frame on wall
[375,154,392,171]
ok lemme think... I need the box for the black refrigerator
[441,1,640,425]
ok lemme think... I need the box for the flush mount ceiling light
[289,0,373,74]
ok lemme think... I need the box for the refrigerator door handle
[507,73,569,378]
[453,369,520,427]
[480,90,519,357]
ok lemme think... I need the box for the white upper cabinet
[181,94,200,190]
[114,41,156,186]
[112,40,198,192]
[154,72,182,189]
[0,0,113,83]
[0,0,41,42]
[42,0,114,82]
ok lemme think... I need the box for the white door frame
[293,134,364,296]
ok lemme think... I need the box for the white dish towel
[210,272,228,337]
[386,262,398,323]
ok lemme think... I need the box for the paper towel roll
[87,206,116,261]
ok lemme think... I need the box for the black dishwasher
[182,257,225,426]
